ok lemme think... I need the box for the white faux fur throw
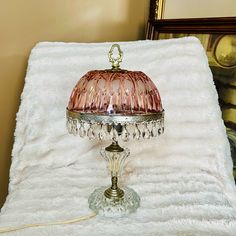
[1,37,236,235]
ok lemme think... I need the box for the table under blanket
[1,37,236,235]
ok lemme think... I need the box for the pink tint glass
[68,70,163,115]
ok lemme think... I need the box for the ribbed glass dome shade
[66,44,164,141]
[68,70,163,115]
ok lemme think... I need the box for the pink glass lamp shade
[66,44,164,141]
[68,70,163,115]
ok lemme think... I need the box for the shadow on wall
[44,0,147,42]
[0,0,149,208]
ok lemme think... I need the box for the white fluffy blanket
[1,37,236,235]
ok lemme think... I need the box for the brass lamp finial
[108,44,123,70]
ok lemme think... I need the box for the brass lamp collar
[105,141,124,152]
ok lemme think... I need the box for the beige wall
[0,0,150,208]
[164,0,236,19]
[1,0,236,208]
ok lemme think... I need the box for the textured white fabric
[1,37,236,235]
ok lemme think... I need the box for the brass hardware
[104,176,124,200]
[108,44,123,70]
[103,141,125,200]
[67,108,164,125]
[105,141,124,152]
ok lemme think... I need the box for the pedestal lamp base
[88,186,140,217]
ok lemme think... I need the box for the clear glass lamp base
[88,186,140,217]
[87,140,140,217]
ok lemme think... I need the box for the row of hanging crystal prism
[67,117,164,142]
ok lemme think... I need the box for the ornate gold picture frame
[149,0,166,20]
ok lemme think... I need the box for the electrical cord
[0,212,97,233]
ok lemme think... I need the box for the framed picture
[146,17,236,179]
[149,0,166,20]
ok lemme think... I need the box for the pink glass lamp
[67,44,164,216]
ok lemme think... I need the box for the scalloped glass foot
[88,186,140,217]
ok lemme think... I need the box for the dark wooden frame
[146,17,236,40]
